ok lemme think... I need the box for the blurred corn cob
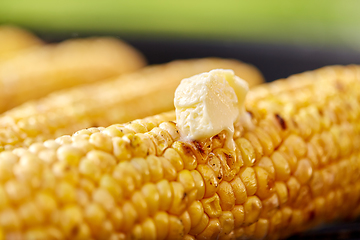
[0,58,264,150]
[0,36,146,113]
[0,25,44,60]
[0,65,358,239]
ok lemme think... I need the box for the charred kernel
[172,141,199,169]
[214,148,239,182]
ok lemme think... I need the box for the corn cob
[0,25,44,60]
[0,58,264,151]
[0,65,359,240]
[0,37,146,113]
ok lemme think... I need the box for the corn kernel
[239,167,257,196]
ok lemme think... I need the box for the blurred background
[1,0,360,81]
[1,1,360,239]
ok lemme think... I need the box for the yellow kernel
[217,181,235,211]
[286,177,301,204]
[56,181,76,204]
[191,170,205,200]
[164,148,184,172]
[113,162,138,197]
[260,193,279,219]
[57,145,83,166]
[201,194,222,218]
[177,170,197,207]
[239,167,257,196]
[219,211,234,236]
[197,218,221,240]
[197,164,219,198]
[24,228,48,240]
[131,157,151,184]
[271,152,291,181]
[189,213,209,235]
[159,156,177,181]
[230,176,247,205]
[236,138,256,167]
[281,134,307,158]
[122,202,138,232]
[254,166,275,200]
[93,188,115,212]
[131,192,149,223]
[254,128,274,156]
[109,207,124,231]
[146,155,164,182]
[60,205,83,237]
[180,211,192,235]
[103,125,125,138]
[167,215,185,240]
[156,180,173,211]
[169,182,187,215]
[0,208,22,231]
[131,224,142,240]
[154,212,169,240]
[84,203,106,228]
[112,137,132,160]
[90,132,113,152]
[0,186,9,211]
[243,196,262,226]
[255,156,275,180]
[141,183,160,216]
[254,218,269,239]
[99,174,123,203]
[243,222,257,238]
[188,201,204,228]
[141,218,157,240]
[18,202,44,227]
[52,161,79,184]
[275,182,288,206]
[244,132,263,161]
[294,158,313,184]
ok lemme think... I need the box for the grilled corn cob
[0,58,264,150]
[0,25,43,60]
[0,37,146,113]
[0,65,359,240]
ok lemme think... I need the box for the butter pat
[174,69,249,145]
